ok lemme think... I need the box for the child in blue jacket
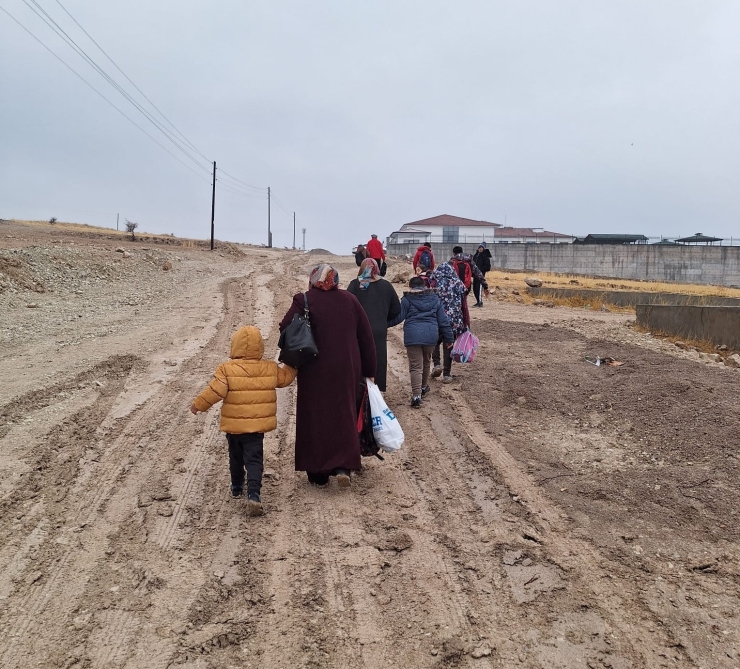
[388,277,454,407]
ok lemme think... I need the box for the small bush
[49,217,57,225]
[125,219,138,241]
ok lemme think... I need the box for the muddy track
[0,269,265,669]
[2,245,737,668]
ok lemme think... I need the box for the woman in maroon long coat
[279,264,377,487]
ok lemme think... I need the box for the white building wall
[398,225,498,243]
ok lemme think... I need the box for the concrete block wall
[636,305,740,348]
[487,244,740,287]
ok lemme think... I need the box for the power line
[19,0,211,174]
[271,195,293,217]
[217,182,267,199]
[218,168,266,192]
[51,0,212,165]
[216,174,266,195]
[2,2,297,224]
[0,4,211,183]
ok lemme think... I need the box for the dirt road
[1,222,738,668]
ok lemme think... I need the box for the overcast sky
[1,0,739,252]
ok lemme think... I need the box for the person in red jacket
[366,234,385,263]
[412,242,435,272]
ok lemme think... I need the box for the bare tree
[125,219,138,241]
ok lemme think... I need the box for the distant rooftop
[675,232,723,244]
[401,214,502,229]
[496,226,573,239]
[574,234,649,245]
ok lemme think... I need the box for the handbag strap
[302,292,309,315]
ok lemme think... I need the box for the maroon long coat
[279,288,376,474]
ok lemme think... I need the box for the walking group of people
[190,240,491,516]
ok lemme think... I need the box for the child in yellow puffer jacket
[190,325,296,516]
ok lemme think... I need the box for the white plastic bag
[366,379,404,453]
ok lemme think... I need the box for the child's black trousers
[226,432,264,495]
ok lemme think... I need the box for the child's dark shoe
[421,385,430,397]
[231,485,243,498]
[411,396,422,408]
[247,492,264,516]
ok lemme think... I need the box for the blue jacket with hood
[388,289,454,347]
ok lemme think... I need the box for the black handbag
[278,292,318,368]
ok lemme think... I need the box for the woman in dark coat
[472,242,492,307]
[346,258,401,392]
[354,244,368,267]
[279,264,376,487]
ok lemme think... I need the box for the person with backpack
[412,242,435,273]
[472,242,493,307]
[387,276,453,407]
[450,245,489,300]
[354,244,368,267]
[428,262,468,383]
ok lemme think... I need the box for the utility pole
[210,161,216,251]
[116,213,119,231]
[302,227,306,251]
[267,187,272,248]
[293,212,296,249]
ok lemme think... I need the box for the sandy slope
[1,223,738,668]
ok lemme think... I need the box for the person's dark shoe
[247,492,264,516]
[307,472,329,487]
[231,485,243,498]
[335,468,351,488]
[411,396,422,408]
[431,365,443,379]
[421,385,431,397]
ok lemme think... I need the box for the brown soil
[1,220,738,668]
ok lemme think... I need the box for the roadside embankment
[528,286,740,308]
[636,304,740,349]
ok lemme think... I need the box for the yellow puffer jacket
[193,326,297,434]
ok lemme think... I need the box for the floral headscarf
[429,262,466,337]
[357,258,380,290]
[309,264,339,291]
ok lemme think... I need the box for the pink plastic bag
[451,329,479,363]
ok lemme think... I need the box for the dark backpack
[452,259,472,290]
[419,249,432,269]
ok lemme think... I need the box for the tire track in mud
[0,274,261,669]
[383,332,658,667]
[81,262,291,669]
[237,275,497,667]
[385,319,691,667]
[78,274,258,669]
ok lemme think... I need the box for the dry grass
[3,219,207,246]
[487,269,740,299]
[8,218,181,241]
